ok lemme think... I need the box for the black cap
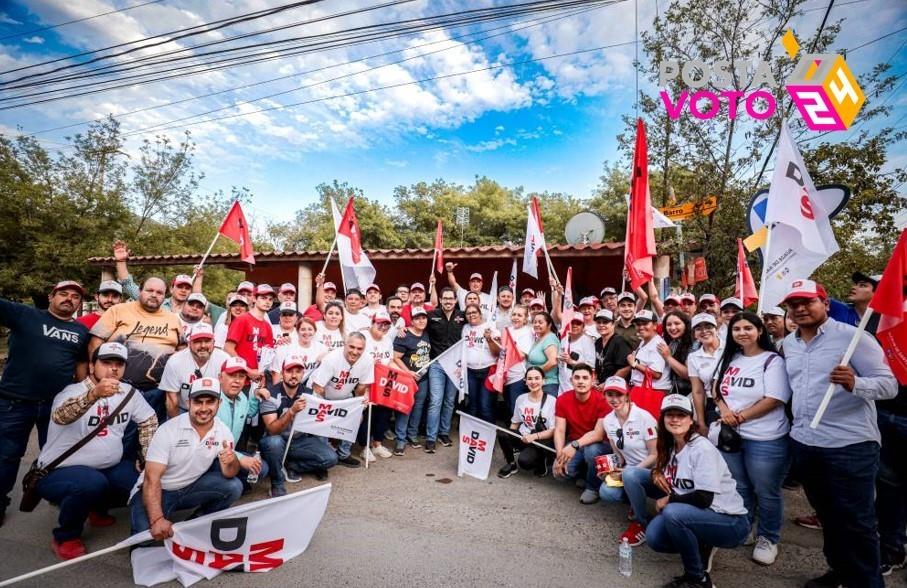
[851,272,880,288]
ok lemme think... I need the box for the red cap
[782,279,828,302]
[279,282,296,294]
[221,356,249,374]
[51,280,86,296]
[365,284,381,293]
[254,284,275,296]
[282,354,305,370]
[172,274,193,287]
[323,281,337,292]
[469,273,482,281]
[410,282,425,292]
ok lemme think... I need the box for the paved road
[0,430,841,587]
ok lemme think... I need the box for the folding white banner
[291,394,365,442]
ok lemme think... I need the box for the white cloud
[465,138,515,152]
[384,158,408,168]
[494,124,504,134]
[0,13,21,25]
[22,36,44,44]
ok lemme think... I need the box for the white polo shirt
[602,404,657,467]
[159,347,231,411]
[686,343,724,392]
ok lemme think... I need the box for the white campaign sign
[291,394,365,442]
[457,412,497,481]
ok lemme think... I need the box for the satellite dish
[565,211,605,245]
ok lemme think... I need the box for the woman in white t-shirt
[214,293,248,349]
[502,305,534,415]
[557,316,596,394]
[315,301,346,351]
[710,312,792,566]
[647,394,749,588]
[597,376,658,547]
[627,310,672,391]
[462,303,500,424]
[270,318,328,386]
[496,366,555,478]
[686,313,724,436]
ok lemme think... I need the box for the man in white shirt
[361,284,387,320]
[129,378,242,541]
[37,343,157,560]
[160,323,231,418]
[342,289,371,333]
[445,262,493,315]
[177,293,208,339]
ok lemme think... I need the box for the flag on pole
[870,229,907,384]
[330,197,376,291]
[438,339,467,402]
[760,120,839,309]
[219,201,255,264]
[488,271,499,322]
[508,258,518,293]
[559,266,575,341]
[457,412,497,480]
[291,394,365,442]
[735,238,759,308]
[491,327,523,393]
[370,363,418,414]
[131,485,331,586]
[433,220,444,274]
[625,118,656,290]
[522,197,546,278]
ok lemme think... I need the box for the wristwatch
[570,440,580,450]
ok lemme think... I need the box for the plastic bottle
[246,451,261,484]
[618,537,633,577]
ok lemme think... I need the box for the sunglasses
[615,428,624,451]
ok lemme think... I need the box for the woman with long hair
[462,303,500,423]
[214,293,248,348]
[496,367,555,478]
[316,301,346,350]
[269,317,328,386]
[686,314,723,436]
[710,311,792,566]
[502,305,534,416]
[627,310,672,392]
[647,394,749,588]
[527,311,560,396]
[658,311,693,396]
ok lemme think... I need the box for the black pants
[498,431,553,472]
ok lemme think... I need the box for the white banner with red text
[291,394,365,443]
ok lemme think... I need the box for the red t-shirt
[303,304,323,322]
[226,312,275,370]
[401,303,435,326]
[76,313,101,329]
[555,389,610,441]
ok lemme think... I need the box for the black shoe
[393,442,406,456]
[338,455,361,468]
[882,551,907,576]
[662,573,714,588]
[534,461,550,477]
[804,570,842,588]
[698,544,716,574]
[314,469,329,481]
[408,438,422,449]
[439,435,453,447]
[497,463,518,478]
[424,440,436,453]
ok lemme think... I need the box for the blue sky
[0,0,904,231]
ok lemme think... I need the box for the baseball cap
[282,354,306,371]
[279,301,298,314]
[661,393,693,415]
[365,283,381,293]
[600,287,617,296]
[691,313,717,329]
[617,291,636,303]
[782,279,828,303]
[578,296,597,308]
[529,298,546,308]
[98,280,123,294]
[226,293,248,306]
[632,309,656,323]
[51,280,86,296]
[372,310,392,324]
[602,376,628,395]
[852,271,881,288]
[254,284,275,296]
[237,281,255,293]
[665,295,681,305]
[680,292,696,303]
[188,323,215,341]
[410,282,425,292]
[698,293,718,305]
[172,274,193,287]
[521,288,536,296]
[322,281,337,292]
[469,272,483,281]
[411,307,428,318]
[762,306,785,317]
[594,309,614,322]
[570,314,585,324]
[96,342,128,362]
[221,356,249,374]
[279,282,297,294]
[186,293,207,306]
[189,377,220,399]
[720,297,743,310]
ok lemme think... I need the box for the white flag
[457,412,497,480]
[291,394,365,442]
[760,121,839,309]
[330,197,376,292]
[487,271,499,323]
[508,259,518,293]
[437,339,467,402]
[522,198,546,278]
[132,485,331,587]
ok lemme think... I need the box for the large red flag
[218,201,255,264]
[735,238,758,308]
[869,229,907,384]
[338,198,364,264]
[491,327,524,393]
[370,363,418,414]
[434,219,444,273]
[625,118,656,289]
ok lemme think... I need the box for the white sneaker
[360,447,376,463]
[579,489,600,504]
[372,445,393,459]
[752,536,778,565]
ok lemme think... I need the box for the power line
[0,0,165,42]
[847,25,907,53]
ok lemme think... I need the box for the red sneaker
[794,514,822,530]
[88,511,116,527]
[51,538,86,560]
[620,521,646,546]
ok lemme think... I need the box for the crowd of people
[0,241,902,588]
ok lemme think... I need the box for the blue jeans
[647,503,750,578]
[555,442,609,491]
[395,378,429,443]
[720,436,789,543]
[129,464,242,534]
[0,397,51,512]
[877,409,907,561]
[427,362,457,440]
[466,367,493,423]
[358,405,391,445]
[37,461,138,541]
[259,434,337,487]
[503,380,527,419]
[122,388,166,461]
[542,383,560,398]
[598,465,662,526]
[791,439,883,587]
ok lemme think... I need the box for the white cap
[699,293,717,304]
[529,298,546,308]
[372,310,392,324]
[578,296,597,308]
[188,323,215,341]
[720,297,743,310]
[365,283,381,293]
[762,306,785,317]
[254,284,275,296]
[691,313,717,329]
[661,393,693,415]
[632,309,656,323]
[172,274,193,287]
[189,377,220,399]
[600,287,617,296]
[617,291,636,303]
[594,309,614,322]
[783,279,828,302]
[237,281,255,293]
[96,342,128,361]
[282,354,306,370]
[469,272,483,281]
[98,280,123,294]
[226,293,248,306]
[279,282,296,293]
[279,301,298,314]
[602,376,628,394]
[187,293,207,306]
[221,356,249,374]
[322,281,337,292]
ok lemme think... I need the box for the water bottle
[618,537,632,577]
[246,451,261,484]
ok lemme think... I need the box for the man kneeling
[129,378,242,541]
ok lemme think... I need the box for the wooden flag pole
[320,235,338,276]
[430,247,439,283]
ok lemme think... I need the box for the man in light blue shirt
[216,356,267,493]
[782,279,897,588]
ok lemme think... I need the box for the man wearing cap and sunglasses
[177,293,208,338]
[0,280,91,527]
[77,280,123,330]
[160,323,231,419]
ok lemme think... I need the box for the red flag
[735,238,758,308]
[218,201,255,264]
[625,118,656,289]
[491,327,524,393]
[370,363,418,414]
[693,257,708,283]
[434,219,444,273]
[869,229,907,384]
[338,198,363,264]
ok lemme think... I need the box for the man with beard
[401,282,434,326]
[77,280,123,329]
[0,280,89,527]
[177,293,208,339]
[160,323,231,418]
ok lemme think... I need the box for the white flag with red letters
[456,411,497,480]
[291,394,365,442]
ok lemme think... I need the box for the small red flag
[735,238,758,308]
[338,198,363,264]
[491,327,524,393]
[434,219,444,274]
[869,229,907,384]
[693,257,708,284]
[370,363,418,414]
[625,118,656,290]
[218,201,255,264]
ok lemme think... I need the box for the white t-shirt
[511,392,556,436]
[343,310,371,334]
[361,305,387,320]
[310,347,375,400]
[584,323,600,340]
[39,381,156,469]
[270,340,328,380]
[558,334,597,393]
[178,316,203,340]
[602,404,657,467]
[506,326,534,385]
[716,351,791,441]
[663,435,747,515]
[631,335,671,390]
[271,325,299,347]
[213,313,229,348]
[456,287,494,318]
[132,413,235,499]
[493,306,511,331]
[159,347,231,411]
[362,330,395,366]
[315,322,345,351]
[462,322,498,369]
[686,343,724,392]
